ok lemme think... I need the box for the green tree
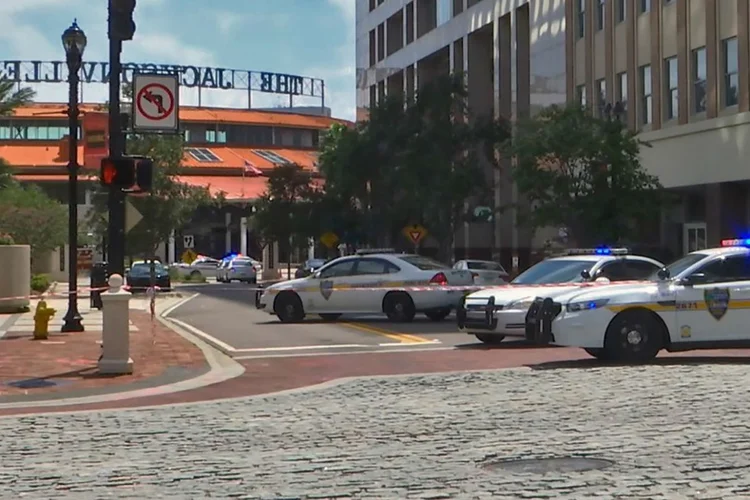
[0,78,35,116]
[510,104,664,246]
[0,183,67,262]
[253,163,317,272]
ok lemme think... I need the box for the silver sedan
[222,258,258,283]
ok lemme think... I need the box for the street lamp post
[602,101,625,244]
[61,20,87,333]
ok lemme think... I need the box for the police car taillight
[430,272,448,285]
[565,247,628,256]
[721,238,750,247]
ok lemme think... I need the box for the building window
[596,78,606,115]
[639,64,652,125]
[577,0,585,39]
[437,0,451,25]
[692,46,707,113]
[596,0,605,30]
[616,0,626,22]
[640,0,651,13]
[617,71,628,121]
[664,56,678,120]
[722,37,739,108]
[576,84,587,106]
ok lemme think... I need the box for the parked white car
[257,250,474,323]
[453,259,509,285]
[171,255,221,280]
[457,248,664,344]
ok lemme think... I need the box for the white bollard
[98,273,134,375]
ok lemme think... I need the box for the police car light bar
[721,238,750,247]
[355,248,398,255]
[565,247,629,256]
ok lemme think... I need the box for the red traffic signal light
[100,157,135,188]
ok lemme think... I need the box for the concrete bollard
[98,274,134,375]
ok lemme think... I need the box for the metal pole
[62,50,84,332]
[107,15,126,277]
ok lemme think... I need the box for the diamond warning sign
[402,224,428,245]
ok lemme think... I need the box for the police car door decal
[704,287,730,320]
[320,280,334,300]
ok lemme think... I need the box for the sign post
[402,224,428,253]
[133,73,179,133]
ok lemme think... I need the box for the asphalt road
[168,282,507,357]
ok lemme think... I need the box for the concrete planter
[0,245,31,313]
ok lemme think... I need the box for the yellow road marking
[342,322,432,344]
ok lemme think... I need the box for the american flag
[243,160,262,176]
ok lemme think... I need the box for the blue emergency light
[566,247,628,256]
[721,238,750,247]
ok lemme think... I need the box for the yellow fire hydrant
[33,300,56,340]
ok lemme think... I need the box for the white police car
[457,248,664,344]
[524,239,750,362]
[256,250,474,323]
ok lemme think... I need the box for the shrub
[30,274,51,293]
[0,233,14,245]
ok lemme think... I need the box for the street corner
[0,308,210,415]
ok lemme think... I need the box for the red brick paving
[0,310,207,399]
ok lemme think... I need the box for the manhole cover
[483,457,614,474]
[6,378,59,389]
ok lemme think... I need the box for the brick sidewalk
[0,310,207,400]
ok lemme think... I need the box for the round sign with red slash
[136,83,175,121]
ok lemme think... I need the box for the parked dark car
[294,258,328,279]
[126,261,171,291]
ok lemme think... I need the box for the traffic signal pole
[107,7,126,276]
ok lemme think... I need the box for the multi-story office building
[569,0,750,257]
[355,0,567,271]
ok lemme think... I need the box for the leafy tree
[510,104,664,246]
[0,78,35,116]
[253,163,318,272]
[0,182,67,262]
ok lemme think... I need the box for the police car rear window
[467,261,506,272]
[397,255,447,270]
[512,260,592,285]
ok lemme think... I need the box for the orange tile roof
[11,103,350,129]
[176,175,268,200]
[182,147,318,171]
[15,174,95,182]
[0,143,84,167]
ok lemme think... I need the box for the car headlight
[566,298,610,312]
[506,297,535,309]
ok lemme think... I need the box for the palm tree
[0,78,35,116]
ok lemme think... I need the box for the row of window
[0,120,319,148]
[577,0,674,38]
[576,37,739,126]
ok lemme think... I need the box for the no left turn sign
[133,73,180,132]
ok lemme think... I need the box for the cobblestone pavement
[2,363,750,499]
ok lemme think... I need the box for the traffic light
[109,0,136,41]
[100,157,135,188]
[135,158,153,191]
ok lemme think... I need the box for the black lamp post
[602,101,625,244]
[61,20,87,333]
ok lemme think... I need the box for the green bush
[0,233,14,245]
[30,274,51,293]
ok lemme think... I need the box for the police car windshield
[648,252,709,280]
[511,260,592,285]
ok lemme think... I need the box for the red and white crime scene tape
[0,284,165,302]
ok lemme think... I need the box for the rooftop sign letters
[0,60,323,97]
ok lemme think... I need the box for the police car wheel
[424,308,451,321]
[275,293,305,323]
[603,309,664,362]
[383,292,416,322]
[475,333,505,344]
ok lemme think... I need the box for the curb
[0,294,246,413]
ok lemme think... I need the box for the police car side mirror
[657,267,670,280]
[580,269,591,280]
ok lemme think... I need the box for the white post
[308,237,315,259]
[168,230,176,264]
[240,217,248,255]
[224,212,232,253]
[98,274,134,375]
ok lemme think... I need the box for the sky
[0,0,356,121]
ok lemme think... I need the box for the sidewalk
[0,293,209,403]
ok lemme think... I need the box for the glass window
[596,78,606,116]
[397,255,447,271]
[664,56,678,120]
[319,259,356,278]
[639,64,652,125]
[0,122,10,139]
[723,37,738,108]
[617,71,628,121]
[437,0,451,25]
[690,255,750,284]
[577,0,585,39]
[649,253,708,280]
[692,46,707,113]
[466,261,506,272]
[623,260,662,279]
[217,129,227,143]
[355,258,398,275]
[595,262,631,281]
[206,129,217,143]
[512,259,593,285]
[596,0,605,30]
[640,0,651,13]
[576,84,587,106]
[616,0,626,22]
